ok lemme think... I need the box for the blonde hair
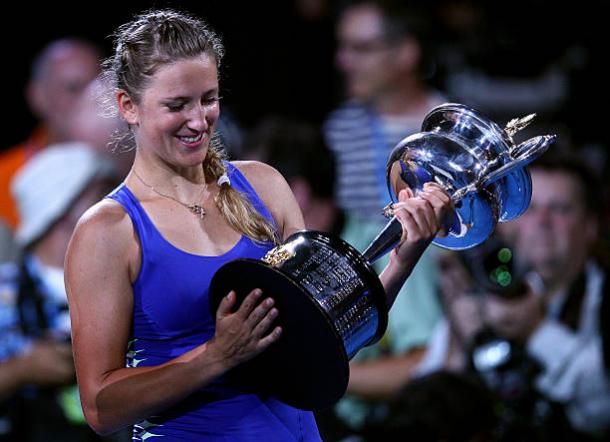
[204,142,279,244]
[106,9,278,244]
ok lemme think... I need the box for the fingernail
[265,298,274,307]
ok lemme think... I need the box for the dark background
[2,0,606,152]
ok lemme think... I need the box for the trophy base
[209,258,350,410]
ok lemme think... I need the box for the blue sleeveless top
[108,163,320,441]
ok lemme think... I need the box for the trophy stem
[362,216,403,264]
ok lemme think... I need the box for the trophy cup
[209,103,555,410]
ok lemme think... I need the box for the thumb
[398,187,414,201]
[216,291,236,317]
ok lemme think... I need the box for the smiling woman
[64,9,313,441]
[63,8,452,442]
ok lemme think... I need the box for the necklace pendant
[189,204,206,218]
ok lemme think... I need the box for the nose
[186,104,209,132]
[531,205,554,230]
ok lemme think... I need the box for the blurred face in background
[512,169,597,286]
[28,42,100,141]
[335,4,419,103]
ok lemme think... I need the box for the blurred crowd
[1,1,608,441]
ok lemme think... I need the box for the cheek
[208,104,221,124]
[150,113,184,135]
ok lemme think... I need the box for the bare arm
[65,200,281,435]
[346,347,426,400]
[380,183,452,308]
[0,341,74,401]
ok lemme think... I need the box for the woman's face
[128,54,220,169]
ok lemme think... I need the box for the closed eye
[165,102,185,112]
[202,95,221,106]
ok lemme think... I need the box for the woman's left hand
[390,182,453,267]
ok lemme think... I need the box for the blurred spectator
[247,116,344,235]
[0,38,102,230]
[0,144,121,441]
[326,0,444,222]
[68,78,133,180]
[484,155,610,437]
[321,1,445,437]
[417,155,610,440]
[0,222,16,264]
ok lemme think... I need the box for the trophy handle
[509,135,556,165]
[362,216,403,264]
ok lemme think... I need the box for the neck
[129,150,209,203]
[372,77,430,117]
[541,259,588,299]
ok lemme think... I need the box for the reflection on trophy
[209,103,556,410]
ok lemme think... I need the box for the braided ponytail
[204,138,279,244]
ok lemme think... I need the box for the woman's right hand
[208,289,282,369]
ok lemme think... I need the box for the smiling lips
[177,132,205,148]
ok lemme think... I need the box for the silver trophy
[363,102,556,262]
[210,103,555,410]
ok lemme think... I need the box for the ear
[117,90,138,125]
[26,80,47,119]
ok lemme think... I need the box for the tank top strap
[224,162,276,226]
[106,184,156,249]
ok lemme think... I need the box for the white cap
[11,142,117,247]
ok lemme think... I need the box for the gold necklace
[133,169,208,219]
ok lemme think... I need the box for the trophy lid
[422,103,534,224]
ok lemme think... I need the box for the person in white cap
[0,142,118,441]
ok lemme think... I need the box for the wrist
[199,339,234,376]
[390,240,428,272]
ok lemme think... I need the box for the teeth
[179,133,203,143]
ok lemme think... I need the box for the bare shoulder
[71,198,134,249]
[230,160,304,238]
[231,160,286,191]
[231,160,291,204]
[66,197,139,281]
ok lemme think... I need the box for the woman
[65,9,451,441]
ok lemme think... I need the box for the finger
[398,187,414,201]
[236,288,264,319]
[255,326,282,352]
[423,184,452,208]
[253,307,279,337]
[393,207,418,242]
[419,191,448,235]
[246,297,275,327]
[395,199,437,236]
[421,186,454,235]
[216,291,237,317]
[423,182,451,200]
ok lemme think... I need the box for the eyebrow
[162,88,220,100]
